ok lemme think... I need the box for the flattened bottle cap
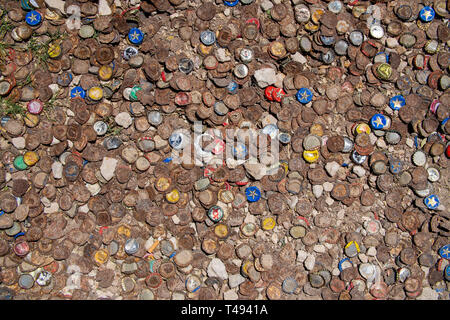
[87,87,104,101]
[359,263,376,280]
[223,0,239,6]
[94,248,109,265]
[124,238,140,255]
[166,189,180,203]
[370,113,389,130]
[245,186,261,202]
[389,159,403,174]
[23,151,39,166]
[25,10,41,26]
[123,46,139,60]
[70,86,86,99]
[57,71,73,86]
[349,30,364,46]
[296,87,313,104]
[240,47,253,63]
[426,167,440,182]
[98,65,113,81]
[47,43,61,58]
[200,30,216,45]
[334,39,348,56]
[282,277,298,294]
[169,132,187,150]
[438,244,450,260]
[36,270,52,286]
[419,6,435,22]
[240,222,257,237]
[262,216,276,231]
[424,194,439,210]
[19,274,34,289]
[265,86,276,101]
[370,25,384,39]
[412,150,427,166]
[93,121,108,136]
[128,27,144,45]
[233,142,248,159]
[303,150,319,163]
[179,58,194,74]
[148,110,163,126]
[27,99,43,114]
[234,63,248,78]
[278,132,291,144]
[344,241,360,257]
[272,87,286,102]
[328,1,343,14]
[376,63,392,80]
[214,223,229,239]
[208,205,224,223]
[389,95,405,110]
[303,134,321,151]
[13,155,28,170]
[385,130,401,145]
[351,150,367,164]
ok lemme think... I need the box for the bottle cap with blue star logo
[296,87,313,104]
[128,27,144,45]
[445,265,450,281]
[223,0,239,6]
[25,10,42,26]
[419,6,435,22]
[245,186,261,202]
[233,142,248,160]
[439,244,450,260]
[70,86,86,99]
[389,95,406,111]
[424,194,439,210]
[370,113,388,130]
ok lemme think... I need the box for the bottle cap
[200,30,216,46]
[70,86,86,99]
[25,10,41,26]
[296,87,313,104]
[208,206,224,223]
[419,6,435,22]
[245,186,261,202]
[128,27,144,45]
[26,99,43,114]
[424,194,439,210]
[389,95,406,110]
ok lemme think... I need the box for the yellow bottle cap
[87,86,104,101]
[310,123,324,136]
[23,151,39,166]
[47,43,61,59]
[155,177,171,192]
[94,249,109,265]
[98,65,113,81]
[355,123,371,135]
[199,43,214,55]
[166,189,180,203]
[24,113,40,127]
[241,260,252,276]
[117,225,131,238]
[303,150,319,163]
[214,223,229,239]
[262,217,276,231]
[311,9,325,24]
[304,22,320,32]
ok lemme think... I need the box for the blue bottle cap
[389,95,406,111]
[70,86,86,99]
[223,0,239,6]
[227,80,238,94]
[370,113,388,130]
[57,72,73,87]
[262,124,279,139]
[445,265,450,281]
[128,28,144,45]
[424,194,439,210]
[245,186,261,202]
[25,10,41,26]
[233,142,248,159]
[200,30,216,46]
[439,244,450,260]
[389,159,403,174]
[278,132,291,144]
[296,88,313,104]
[169,132,184,150]
[419,6,435,22]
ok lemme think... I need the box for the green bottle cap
[13,156,29,170]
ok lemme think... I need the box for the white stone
[100,157,118,181]
[254,68,277,88]
[244,162,266,180]
[376,138,387,149]
[312,185,323,198]
[261,113,278,127]
[274,73,285,88]
[44,202,59,214]
[323,182,333,192]
[367,247,377,257]
[332,268,340,276]
[271,232,278,244]
[223,290,238,300]
[260,0,273,11]
[216,48,231,62]
[223,8,231,16]
[325,197,334,206]
[386,37,399,48]
[85,183,101,196]
[11,137,25,149]
[115,112,133,128]
[171,215,180,225]
[45,0,65,13]
[417,287,439,300]
[291,52,308,64]
[358,253,368,263]
[313,244,326,253]
[406,138,414,148]
[153,135,168,149]
[304,254,315,271]
[98,0,112,15]
[228,274,246,288]
[325,161,340,177]
[207,258,228,280]
[353,165,366,177]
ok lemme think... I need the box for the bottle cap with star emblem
[223,0,239,6]
[128,27,144,45]
[389,95,406,110]
[296,87,313,104]
[370,113,389,130]
[439,244,450,260]
[245,186,261,202]
[424,194,439,210]
[25,10,41,26]
[419,6,435,22]
[70,86,86,99]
